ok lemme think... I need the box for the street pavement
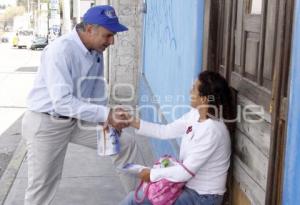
[0,43,38,136]
[0,43,38,181]
[0,43,148,205]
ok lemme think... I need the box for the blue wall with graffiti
[138,0,204,159]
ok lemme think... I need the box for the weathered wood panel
[234,130,269,189]
[262,0,277,82]
[234,0,244,70]
[233,156,266,205]
[245,35,259,78]
[231,72,272,111]
[244,15,261,33]
[238,94,271,122]
[232,94,271,205]
[237,96,271,157]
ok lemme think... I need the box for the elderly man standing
[22,5,140,205]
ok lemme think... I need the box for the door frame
[265,0,295,204]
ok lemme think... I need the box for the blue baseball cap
[83,5,128,33]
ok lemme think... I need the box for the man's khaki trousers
[22,111,143,205]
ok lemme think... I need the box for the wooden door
[203,0,295,204]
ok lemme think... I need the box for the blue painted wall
[282,0,300,204]
[139,0,204,159]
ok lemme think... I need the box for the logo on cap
[104,10,117,18]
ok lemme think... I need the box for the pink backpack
[134,156,195,205]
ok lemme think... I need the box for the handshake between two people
[105,108,151,182]
[105,107,140,132]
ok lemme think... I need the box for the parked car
[0,32,13,43]
[30,37,48,50]
[1,36,9,43]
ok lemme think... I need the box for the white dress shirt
[136,109,231,195]
[27,29,109,122]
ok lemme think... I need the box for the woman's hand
[130,117,140,129]
[138,168,151,182]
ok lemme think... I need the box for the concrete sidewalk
[4,142,127,205]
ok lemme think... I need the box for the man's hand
[106,108,130,131]
[115,109,140,129]
[138,168,151,182]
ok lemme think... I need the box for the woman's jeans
[119,186,223,205]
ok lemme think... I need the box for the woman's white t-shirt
[135,108,231,195]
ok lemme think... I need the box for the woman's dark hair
[198,71,236,135]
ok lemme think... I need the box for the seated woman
[120,71,234,205]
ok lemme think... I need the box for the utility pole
[37,0,40,35]
[27,0,30,13]
[48,0,60,38]
[62,0,71,34]
[74,0,80,24]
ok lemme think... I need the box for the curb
[0,138,27,205]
